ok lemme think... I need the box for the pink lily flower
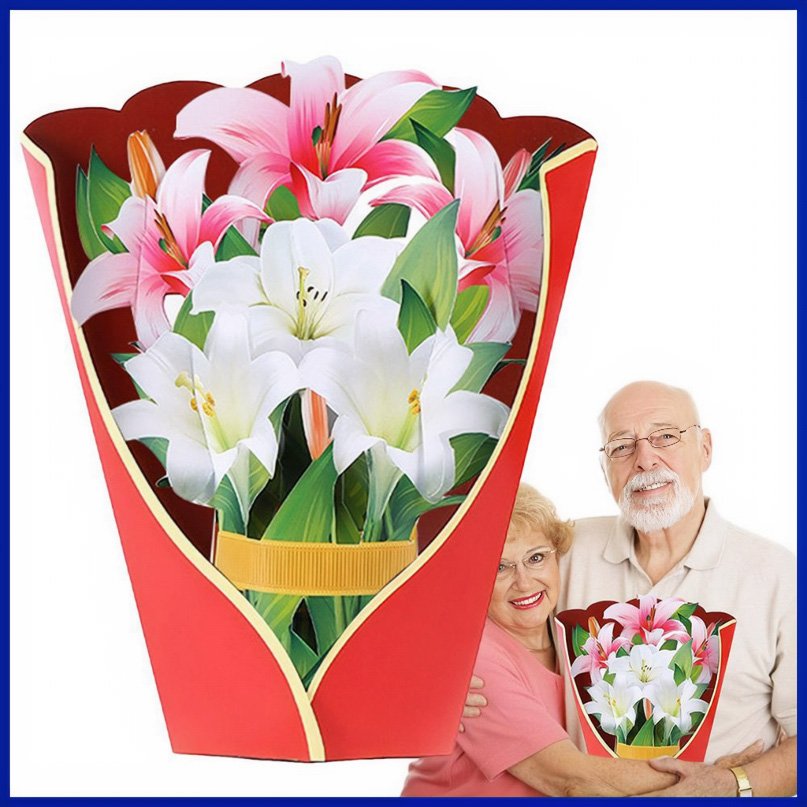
[71,140,268,348]
[373,128,543,343]
[175,56,439,227]
[604,594,690,645]
[570,618,632,680]
[690,615,720,684]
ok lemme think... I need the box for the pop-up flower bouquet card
[23,56,596,761]
[556,596,736,762]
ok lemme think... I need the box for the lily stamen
[465,202,506,257]
[315,93,342,178]
[155,212,187,268]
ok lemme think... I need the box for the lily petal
[70,251,139,325]
[175,86,290,162]
[333,70,436,168]
[355,139,439,188]
[291,164,366,224]
[191,255,264,314]
[372,179,454,222]
[155,149,211,259]
[198,194,269,249]
[502,148,531,199]
[282,56,345,170]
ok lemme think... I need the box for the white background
[10,10,796,797]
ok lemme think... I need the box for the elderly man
[466,380,796,796]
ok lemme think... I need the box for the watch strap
[730,765,753,797]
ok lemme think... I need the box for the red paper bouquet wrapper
[23,69,596,761]
[556,600,736,763]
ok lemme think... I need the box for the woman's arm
[509,739,678,796]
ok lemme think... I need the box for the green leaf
[247,452,272,508]
[660,639,678,651]
[76,167,107,260]
[111,352,137,366]
[689,711,704,734]
[86,147,130,254]
[262,443,338,542]
[493,358,526,377]
[572,625,589,657]
[173,292,214,350]
[288,629,320,679]
[246,590,301,653]
[216,224,257,260]
[247,396,310,539]
[452,433,497,487]
[633,714,656,747]
[602,670,616,686]
[518,138,568,192]
[673,666,687,686]
[213,477,245,534]
[668,725,683,745]
[336,454,369,537]
[381,200,459,328]
[398,279,437,353]
[672,639,694,678]
[383,87,477,143]
[155,475,170,489]
[632,633,645,645]
[306,596,359,658]
[384,476,464,542]
[353,203,411,239]
[673,602,698,620]
[451,342,510,394]
[140,436,168,467]
[266,186,302,221]
[615,646,630,657]
[450,285,489,344]
[412,121,455,194]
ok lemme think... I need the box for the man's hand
[458,675,486,733]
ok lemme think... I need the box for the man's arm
[648,736,796,796]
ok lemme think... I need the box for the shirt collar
[602,499,726,570]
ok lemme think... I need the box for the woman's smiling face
[487,524,560,639]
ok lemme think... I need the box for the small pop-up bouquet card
[556,596,736,762]
[23,56,596,761]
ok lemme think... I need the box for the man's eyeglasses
[600,425,700,461]
[496,547,557,580]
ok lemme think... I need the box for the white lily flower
[584,674,644,737]
[112,313,302,519]
[191,217,401,363]
[607,643,676,690]
[299,309,509,533]
[644,677,709,736]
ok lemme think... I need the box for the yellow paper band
[615,742,680,760]
[214,531,419,596]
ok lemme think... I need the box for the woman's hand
[458,676,486,732]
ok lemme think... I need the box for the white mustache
[625,469,679,493]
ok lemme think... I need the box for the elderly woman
[401,483,685,797]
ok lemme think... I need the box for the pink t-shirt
[402,618,569,797]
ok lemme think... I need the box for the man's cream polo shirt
[556,500,796,762]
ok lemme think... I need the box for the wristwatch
[729,766,753,797]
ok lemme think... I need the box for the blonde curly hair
[508,482,574,555]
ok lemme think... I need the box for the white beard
[618,468,695,533]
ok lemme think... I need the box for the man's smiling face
[600,381,712,533]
